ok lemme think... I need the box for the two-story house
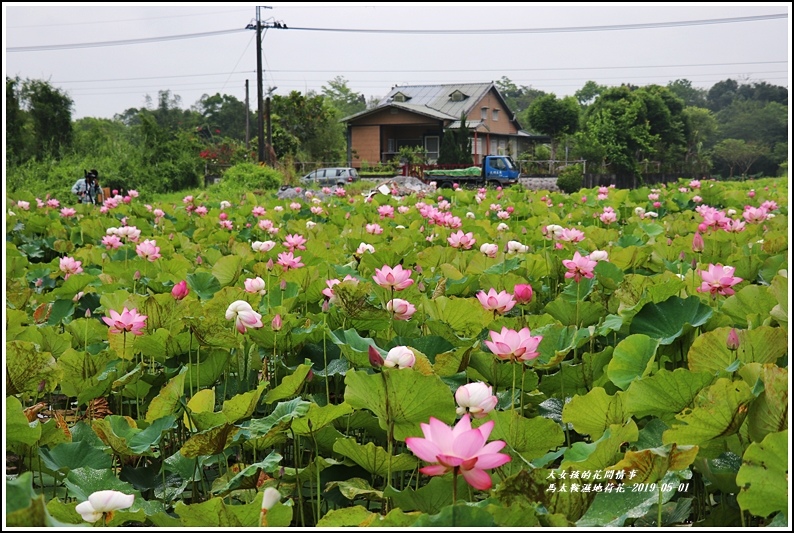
[341,82,542,168]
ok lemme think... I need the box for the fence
[582,173,700,189]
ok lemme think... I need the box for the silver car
[300,167,359,186]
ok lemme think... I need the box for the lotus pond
[4,178,789,527]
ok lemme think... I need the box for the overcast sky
[3,2,791,120]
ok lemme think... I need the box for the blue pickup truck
[420,155,521,188]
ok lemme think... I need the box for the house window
[393,92,410,103]
[492,109,499,121]
[481,107,489,120]
[450,90,467,102]
[425,136,440,163]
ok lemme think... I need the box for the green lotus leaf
[609,245,651,270]
[746,365,787,443]
[607,334,659,390]
[172,497,243,527]
[562,420,640,473]
[594,259,625,290]
[560,276,596,304]
[662,378,754,446]
[5,340,61,396]
[720,284,778,329]
[466,351,516,389]
[91,415,175,457]
[391,335,455,361]
[63,466,138,501]
[483,256,521,275]
[491,468,590,524]
[768,273,787,326]
[629,296,712,345]
[324,478,383,501]
[533,324,588,369]
[316,505,375,527]
[6,395,42,447]
[329,328,380,368]
[146,369,187,423]
[180,423,241,458]
[6,472,52,528]
[610,443,699,485]
[333,438,418,476]
[184,315,239,350]
[687,326,788,375]
[244,398,311,438]
[384,475,469,514]
[211,451,282,496]
[545,296,606,327]
[615,273,685,322]
[693,452,742,494]
[434,344,474,377]
[65,318,107,350]
[480,499,541,527]
[344,368,456,441]
[185,348,231,389]
[421,295,493,338]
[623,368,714,420]
[478,409,565,460]
[562,387,629,440]
[577,471,681,527]
[219,381,267,423]
[263,363,311,404]
[186,272,222,300]
[291,401,354,436]
[412,504,495,527]
[38,438,113,477]
[736,430,788,518]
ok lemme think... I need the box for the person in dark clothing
[71,169,103,204]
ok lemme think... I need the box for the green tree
[438,113,471,164]
[193,93,253,141]
[20,78,74,160]
[495,76,547,119]
[706,79,739,112]
[712,139,769,178]
[666,79,708,108]
[5,76,30,166]
[321,76,366,118]
[525,94,579,160]
[682,106,718,174]
[715,100,787,176]
[272,91,344,163]
[574,80,607,107]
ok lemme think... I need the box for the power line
[47,61,789,85]
[7,8,252,29]
[7,13,788,52]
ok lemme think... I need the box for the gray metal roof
[378,83,494,118]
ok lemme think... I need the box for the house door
[425,136,440,164]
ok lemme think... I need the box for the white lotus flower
[75,490,134,523]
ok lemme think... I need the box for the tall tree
[438,113,471,164]
[525,94,580,160]
[667,79,707,108]
[5,76,29,165]
[321,76,367,118]
[574,80,607,107]
[712,139,769,177]
[272,91,344,163]
[193,93,253,141]
[20,78,74,160]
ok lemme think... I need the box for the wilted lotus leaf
[608,443,699,485]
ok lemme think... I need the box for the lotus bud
[134,270,141,281]
[271,314,282,331]
[513,284,534,304]
[727,328,740,351]
[368,345,384,368]
[171,280,189,300]
[692,232,704,253]
[280,280,287,291]
[322,299,330,313]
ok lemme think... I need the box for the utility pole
[245,79,250,151]
[255,6,266,164]
[246,7,286,165]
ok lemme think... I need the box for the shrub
[556,163,584,194]
[213,162,283,194]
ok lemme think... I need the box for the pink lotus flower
[373,264,414,291]
[183,195,194,204]
[195,205,208,217]
[171,280,189,300]
[277,251,304,271]
[485,326,543,362]
[102,307,148,335]
[135,239,161,262]
[455,382,498,419]
[219,220,234,230]
[559,227,585,243]
[480,243,498,258]
[101,235,123,250]
[599,209,617,225]
[589,250,609,262]
[244,277,267,295]
[366,223,383,235]
[225,300,263,334]
[283,234,307,252]
[252,240,276,253]
[697,264,743,297]
[378,205,395,219]
[562,251,597,282]
[689,180,701,189]
[387,298,416,320]
[447,230,476,250]
[356,242,375,255]
[476,288,516,314]
[513,284,533,305]
[405,414,511,490]
[252,206,266,217]
[17,200,30,210]
[60,207,77,218]
[383,346,416,369]
[47,199,60,208]
[59,256,83,279]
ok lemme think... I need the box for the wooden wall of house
[352,108,438,126]
[467,90,517,135]
[350,125,380,168]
